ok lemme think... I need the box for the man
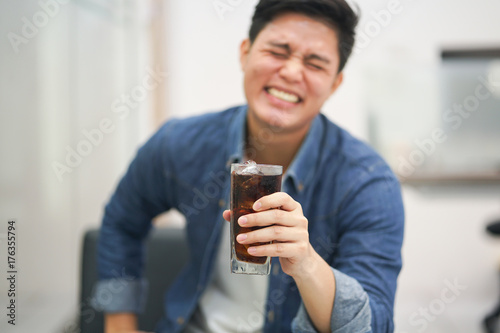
[92,1,404,332]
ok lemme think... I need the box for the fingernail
[248,247,256,254]
[239,216,247,225]
[237,234,247,242]
[253,202,262,210]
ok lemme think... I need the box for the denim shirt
[92,105,404,333]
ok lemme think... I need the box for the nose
[279,56,304,83]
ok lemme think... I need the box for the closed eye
[306,63,324,71]
[270,51,288,59]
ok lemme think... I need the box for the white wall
[0,1,75,331]
[0,0,160,331]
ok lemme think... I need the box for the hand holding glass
[230,162,283,275]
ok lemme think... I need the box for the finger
[238,209,308,228]
[222,210,231,222]
[253,192,301,212]
[236,224,307,244]
[247,241,305,258]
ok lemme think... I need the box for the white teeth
[267,88,299,103]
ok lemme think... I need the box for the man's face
[240,13,343,135]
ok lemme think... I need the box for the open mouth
[265,87,302,104]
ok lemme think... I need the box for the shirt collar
[226,105,324,193]
[226,105,247,170]
[284,115,323,193]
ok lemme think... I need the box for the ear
[239,38,251,71]
[329,72,344,96]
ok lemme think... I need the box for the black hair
[249,0,359,72]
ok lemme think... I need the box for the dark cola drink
[230,162,282,275]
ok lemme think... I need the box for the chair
[79,227,189,333]
[484,220,500,333]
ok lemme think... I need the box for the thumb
[222,210,231,222]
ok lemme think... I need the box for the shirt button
[267,310,275,322]
[272,264,279,276]
[298,183,304,191]
[219,199,226,208]
[177,316,185,325]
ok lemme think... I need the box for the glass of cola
[230,161,282,275]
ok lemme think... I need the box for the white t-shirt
[184,221,269,333]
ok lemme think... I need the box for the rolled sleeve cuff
[292,268,371,333]
[90,278,149,313]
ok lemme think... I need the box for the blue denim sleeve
[91,278,149,313]
[91,122,175,312]
[291,268,372,333]
[332,167,404,332]
[292,165,403,333]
